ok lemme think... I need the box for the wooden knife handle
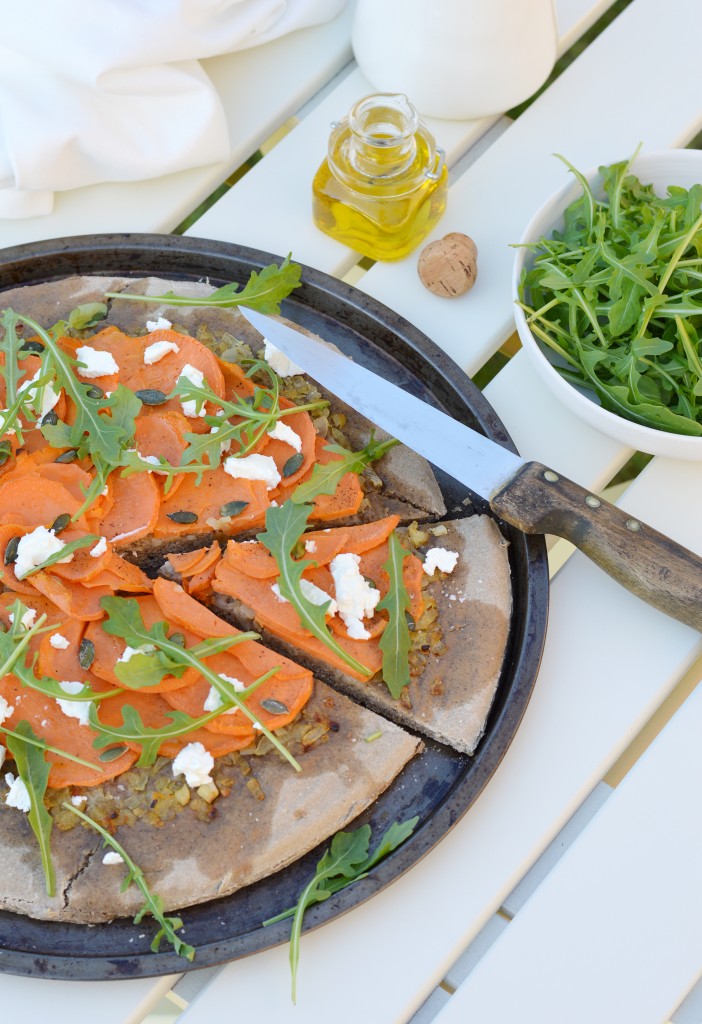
[491,461,702,632]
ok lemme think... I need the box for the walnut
[417,233,478,298]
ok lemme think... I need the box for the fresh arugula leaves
[104,255,302,315]
[291,435,398,505]
[4,721,55,895]
[258,502,371,678]
[62,802,195,961]
[98,596,298,770]
[376,532,413,699]
[263,816,418,1002]
[517,153,702,435]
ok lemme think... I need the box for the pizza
[0,268,512,943]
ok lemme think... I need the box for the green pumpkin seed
[167,511,198,524]
[19,340,45,355]
[169,632,186,647]
[260,698,289,715]
[0,443,11,467]
[85,385,104,400]
[55,449,79,464]
[50,512,71,535]
[135,388,168,406]
[41,409,59,427]
[99,746,129,763]
[4,536,20,565]
[220,500,249,518]
[78,638,95,670]
[282,453,304,477]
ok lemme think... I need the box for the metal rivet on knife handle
[543,470,559,482]
[585,495,601,509]
[626,519,642,532]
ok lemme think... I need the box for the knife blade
[240,307,702,633]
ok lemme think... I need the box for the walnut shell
[417,233,478,298]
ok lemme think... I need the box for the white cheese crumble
[56,696,92,727]
[14,525,74,580]
[0,409,16,437]
[271,580,337,616]
[172,741,214,788]
[223,453,281,490]
[71,794,87,806]
[144,339,180,365]
[18,370,61,418]
[89,536,108,558]
[329,552,381,640]
[263,339,303,377]
[5,773,31,812]
[9,607,36,630]
[179,363,205,417]
[0,697,14,725]
[422,547,459,577]
[305,539,317,553]
[117,643,156,664]
[102,851,125,865]
[267,419,302,452]
[50,632,70,649]
[75,345,120,379]
[204,674,246,715]
[145,316,173,333]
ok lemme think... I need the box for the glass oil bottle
[312,93,447,261]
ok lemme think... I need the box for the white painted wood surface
[432,675,702,1024]
[0,1,701,1022]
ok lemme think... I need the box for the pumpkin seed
[50,512,71,535]
[169,632,186,647]
[85,384,104,400]
[19,340,44,355]
[4,535,20,565]
[78,638,95,670]
[99,746,129,763]
[282,452,304,477]
[54,449,79,464]
[0,442,11,467]
[135,388,168,406]
[260,698,289,715]
[167,511,198,524]
[41,409,59,427]
[220,499,249,517]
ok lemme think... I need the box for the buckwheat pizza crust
[0,682,420,923]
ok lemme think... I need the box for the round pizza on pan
[0,268,512,947]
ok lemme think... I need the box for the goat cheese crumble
[179,363,206,417]
[422,547,459,577]
[102,851,125,865]
[267,420,303,452]
[89,536,108,557]
[144,339,180,365]
[5,773,31,812]
[329,553,381,640]
[14,525,74,580]
[272,580,337,616]
[172,741,214,788]
[9,607,36,630]
[50,632,70,649]
[263,339,303,378]
[145,316,173,333]
[223,453,281,490]
[75,345,119,378]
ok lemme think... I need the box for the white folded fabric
[0,0,345,219]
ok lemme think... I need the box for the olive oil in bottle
[312,93,447,261]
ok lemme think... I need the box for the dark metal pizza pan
[0,235,549,980]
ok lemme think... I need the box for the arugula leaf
[263,816,419,1002]
[517,153,702,435]
[16,533,99,579]
[291,435,399,505]
[4,721,55,896]
[62,802,195,961]
[68,303,108,331]
[376,532,412,699]
[257,502,371,678]
[98,596,299,770]
[104,255,302,315]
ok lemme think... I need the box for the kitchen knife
[240,307,702,633]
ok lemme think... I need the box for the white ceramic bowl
[512,150,702,460]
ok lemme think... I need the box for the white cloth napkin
[0,0,345,219]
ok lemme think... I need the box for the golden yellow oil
[312,131,448,262]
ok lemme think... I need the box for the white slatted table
[1,2,701,1022]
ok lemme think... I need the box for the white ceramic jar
[351,0,558,120]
